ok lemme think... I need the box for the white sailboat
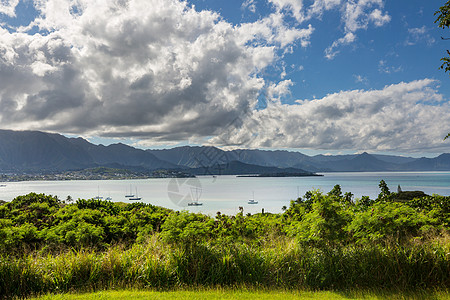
[129,187,142,201]
[248,191,258,204]
[125,184,134,198]
[188,187,203,206]
[93,186,103,200]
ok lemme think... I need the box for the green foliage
[160,211,213,245]
[377,180,391,200]
[436,1,450,74]
[355,196,374,211]
[294,190,351,247]
[436,1,450,29]
[0,187,449,298]
[347,201,433,243]
[0,238,449,299]
[407,194,450,227]
[391,190,428,202]
[76,198,121,215]
[7,193,60,211]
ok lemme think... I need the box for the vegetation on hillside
[0,183,449,298]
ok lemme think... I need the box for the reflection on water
[0,172,449,215]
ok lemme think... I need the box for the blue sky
[192,0,450,100]
[0,0,449,157]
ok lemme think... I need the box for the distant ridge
[148,146,450,172]
[0,129,449,174]
[0,130,175,172]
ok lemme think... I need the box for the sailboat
[129,187,142,201]
[125,184,134,198]
[188,187,203,206]
[93,186,103,200]
[248,191,258,204]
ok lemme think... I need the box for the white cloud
[266,0,391,59]
[406,26,435,46]
[369,8,391,27]
[378,60,402,74]
[0,0,314,142]
[266,79,293,103]
[0,0,19,17]
[269,0,306,23]
[268,0,341,23]
[211,79,450,153]
[324,32,356,60]
[353,74,368,83]
[324,0,390,59]
[1,0,440,155]
[342,0,388,32]
[242,0,257,13]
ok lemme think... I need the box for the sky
[0,0,449,157]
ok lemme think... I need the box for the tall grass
[1,236,449,299]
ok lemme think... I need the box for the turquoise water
[0,172,449,215]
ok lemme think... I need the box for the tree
[377,180,390,201]
[435,1,450,74]
[435,1,450,139]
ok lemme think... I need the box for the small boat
[0,184,6,187]
[129,187,142,201]
[125,185,134,198]
[248,192,258,204]
[105,197,112,201]
[94,186,103,200]
[187,187,203,206]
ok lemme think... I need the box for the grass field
[32,288,450,300]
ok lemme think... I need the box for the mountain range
[0,129,449,174]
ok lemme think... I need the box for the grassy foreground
[0,188,449,298]
[31,288,450,300]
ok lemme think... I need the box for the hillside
[1,129,449,173]
[0,130,175,172]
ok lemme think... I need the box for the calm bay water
[1,172,449,215]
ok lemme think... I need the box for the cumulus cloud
[0,0,19,17]
[1,0,444,154]
[211,79,450,153]
[0,0,314,142]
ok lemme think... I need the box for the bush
[347,201,433,244]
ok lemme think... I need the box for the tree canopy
[435,2,450,139]
[435,1,450,73]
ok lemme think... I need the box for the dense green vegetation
[436,0,450,74]
[0,183,449,298]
